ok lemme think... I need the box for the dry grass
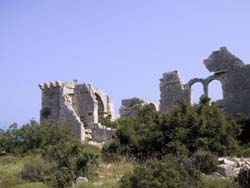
[0,155,134,188]
[0,155,25,176]
[0,155,47,188]
[96,160,134,185]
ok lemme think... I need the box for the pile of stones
[214,157,250,177]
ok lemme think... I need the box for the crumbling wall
[40,83,61,122]
[160,47,250,115]
[204,48,250,114]
[120,97,159,117]
[160,71,188,111]
[204,47,244,72]
[39,81,116,143]
[73,84,98,126]
[39,81,85,141]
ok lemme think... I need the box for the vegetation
[120,155,201,188]
[0,121,100,188]
[1,95,250,187]
[103,96,241,162]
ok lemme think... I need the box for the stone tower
[160,71,187,111]
[39,81,116,143]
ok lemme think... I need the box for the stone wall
[160,71,187,111]
[160,47,250,115]
[120,97,159,117]
[39,81,116,143]
[39,47,250,142]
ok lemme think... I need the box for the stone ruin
[39,83,159,143]
[39,81,116,143]
[160,47,250,115]
[120,97,159,117]
[39,47,250,143]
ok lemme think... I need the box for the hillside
[1,96,250,188]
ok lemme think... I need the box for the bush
[120,155,201,188]
[102,140,123,162]
[104,97,241,161]
[191,150,218,174]
[22,157,46,182]
[0,121,78,155]
[238,168,250,188]
[42,141,100,188]
[162,141,189,157]
[238,145,250,157]
[236,115,250,145]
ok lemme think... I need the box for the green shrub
[99,116,119,129]
[191,150,218,174]
[238,168,250,188]
[0,121,78,155]
[21,157,46,182]
[162,141,189,157]
[102,140,123,162]
[238,144,250,157]
[236,115,250,145]
[104,97,241,161]
[120,155,201,188]
[43,141,100,188]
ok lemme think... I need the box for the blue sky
[1,0,250,128]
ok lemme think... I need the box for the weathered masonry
[120,97,159,117]
[160,47,250,115]
[39,81,116,143]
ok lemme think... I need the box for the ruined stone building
[120,97,159,117]
[39,81,116,143]
[39,47,250,143]
[160,47,250,115]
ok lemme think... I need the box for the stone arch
[186,78,206,104]
[203,74,225,107]
[95,93,105,118]
[191,82,205,104]
[207,79,224,106]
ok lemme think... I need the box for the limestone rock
[76,176,88,184]
[215,157,250,177]
[204,47,244,72]
[217,164,235,177]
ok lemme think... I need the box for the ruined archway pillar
[204,84,209,96]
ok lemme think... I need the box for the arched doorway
[190,82,204,105]
[208,80,223,107]
[95,93,105,118]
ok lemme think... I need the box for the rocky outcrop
[214,157,250,177]
[204,47,244,72]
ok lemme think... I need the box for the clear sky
[1,0,250,129]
